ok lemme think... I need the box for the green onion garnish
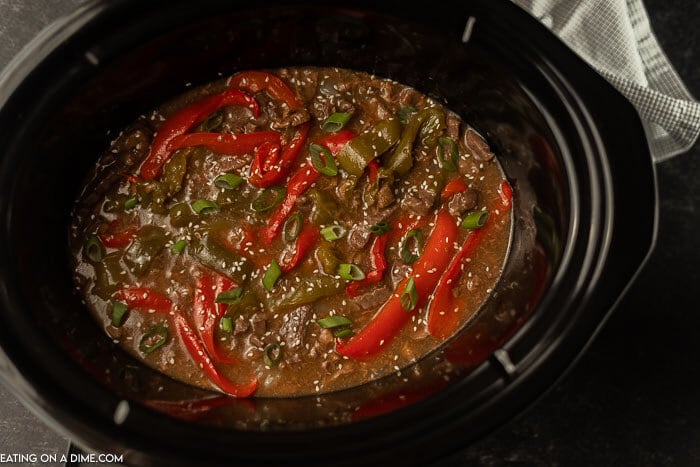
[309,143,338,176]
[398,106,417,124]
[85,234,104,262]
[316,316,353,328]
[111,301,129,328]
[400,229,424,264]
[124,196,139,210]
[220,317,233,333]
[171,239,187,254]
[139,325,169,354]
[437,136,459,172]
[334,329,353,339]
[191,199,220,214]
[461,210,489,229]
[214,173,243,190]
[215,288,243,305]
[263,343,282,367]
[284,212,303,242]
[320,225,347,241]
[338,263,365,281]
[370,221,392,235]
[401,277,418,311]
[252,186,286,212]
[263,260,282,292]
[321,112,351,133]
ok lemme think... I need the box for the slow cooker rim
[0,0,658,465]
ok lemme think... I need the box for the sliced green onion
[111,301,129,328]
[437,136,459,172]
[320,225,347,241]
[263,343,282,367]
[321,112,351,133]
[461,210,489,229]
[337,263,365,281]
[309,143,338,176]
[220,316,233,333]
[214,173,244,190]
[171,239,187,254]
[284,212,303,242]
[124,196,139,210]
[85,234,104,262]
[215,288,243,305]
[252,186,286,212]
[263,259,282,292]
[401,277,418,311]
[191,199,220,215]
[316,315,353,328]
[334,328,353,339]
[139,325,169,354]
[400,229,424,264]
[398,106,417,124]
[370,221,392,235]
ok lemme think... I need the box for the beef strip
[278,306,311,363]
[447,189,478,217]
[376,183,395,209]
[402,186,438,216]
[356,285,392,310]
[464,128,495,161]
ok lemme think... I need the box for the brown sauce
[70,67,511,397]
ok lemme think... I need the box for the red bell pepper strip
[368,159,380,183]
[143,395,255,421]
[260,163,320,246]
[99,220,137,248]
[167,130,280,156]
[174,313,258,397]
[427,180,513,339]
[317,129,357,155]
[441,177,468,200]
[248,123,310,188]
[140,89,259,180]
[345,234,389,298]
[336,210,459,359]
[193,270,237,364]
[281,225,319,273]
[115,287,173,312]
[228,70,302,109]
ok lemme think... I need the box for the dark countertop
[0,1,698,465]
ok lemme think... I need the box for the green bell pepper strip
[336,210,458,359]
[276,274,345,309]
[336,119,401,176]
[384,108,446,176]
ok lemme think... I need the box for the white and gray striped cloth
[513,0,700,162]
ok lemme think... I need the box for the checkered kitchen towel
[513,0,700,162]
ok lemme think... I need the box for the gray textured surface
[0,0,698,466]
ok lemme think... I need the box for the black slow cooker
[0,0,656,465]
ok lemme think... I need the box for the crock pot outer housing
[0,0,656,466]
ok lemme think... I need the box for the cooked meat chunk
[356,285,392,310]
[447,115,461,140]
[279,306,311,350]
[233,316,249,336]
[376,183,395,209]
[402,187,437,216]
[447,189,478,217]
[251,313,267,336]
[464,128,495,161]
